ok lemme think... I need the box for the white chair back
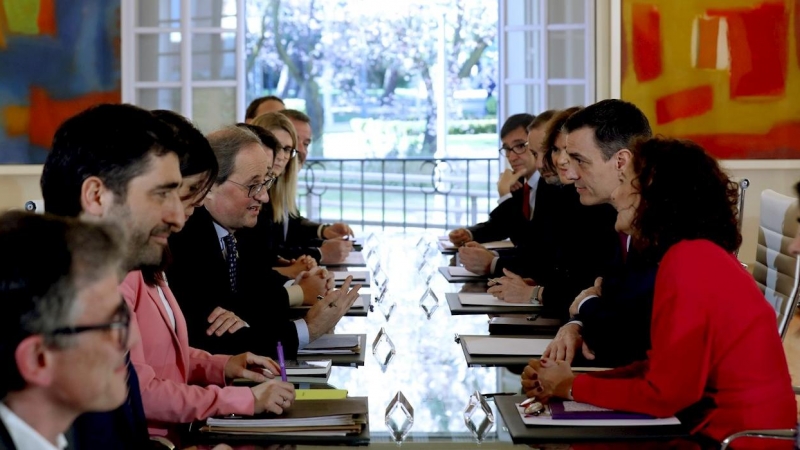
[753,189,799,339]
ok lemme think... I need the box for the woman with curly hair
[522,137,796,447]
[541,106,582,186]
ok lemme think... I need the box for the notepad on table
[333,270,368,281]
[516,401,680,427]
[464,336,551,356]
[448,267,482,277]
[483,240,515,250]
[285,360,331,376]
[459,293,538,307]
[295,389,347,400]
[341,252,365,265]
[204,397,368,435]
[298,335,361,355]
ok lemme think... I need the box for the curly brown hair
[542,106,583,175]
[631,137,741,262]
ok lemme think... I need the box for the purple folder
[549,400,656,420]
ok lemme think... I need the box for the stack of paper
[464,336,552,356]
[448,267,481,277]
[286,360,331,377]
[203,397,368,436]
[333,270,369,281]
[298,334,361,355]
[458,293,539,307]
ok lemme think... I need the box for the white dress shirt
[0,403,67,450]
[212,222,310,348]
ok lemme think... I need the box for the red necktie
[618,231,629,262]
[522,182,531,220]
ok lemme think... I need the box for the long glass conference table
[187,232,702,449]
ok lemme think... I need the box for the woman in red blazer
[123,111,295,443]
[522,137,796,448]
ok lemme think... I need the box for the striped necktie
[222,234,238,293]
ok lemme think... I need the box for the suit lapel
[0,417,16,450]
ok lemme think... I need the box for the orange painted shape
[655,85,714,125]
[708,2,788,98]
[795,0,800,70]
[682,121,800,159]
[3,105,30,136]
[28,87,121,148]
[696,16,719,69]
[37,0,56,36]
[0,2,7,49]
[631,3,662,82]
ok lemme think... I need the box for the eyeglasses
[499,141,529,156]
[226,176,276,198]
[277,146,297,159]
[48,299,130,350]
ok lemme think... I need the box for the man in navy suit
[40,103,187,449]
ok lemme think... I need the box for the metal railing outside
[297,158,502,231]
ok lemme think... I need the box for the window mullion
[181,0,192,118]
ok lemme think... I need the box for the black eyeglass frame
[498,141,530,156]
[226,176,277,198]
[47,299,130,350]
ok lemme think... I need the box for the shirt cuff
[490,256,499,274]
[294,319,310,349]
[576,295,599,314]
[566,320,583,328]
[497,193,512,205]
[317,224,325,239]
[465,229,473,240]
[286,285,304,306]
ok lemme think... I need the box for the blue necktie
[223,234,238,293]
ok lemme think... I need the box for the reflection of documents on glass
[448,267,481,277]
[459,293,538,307]
[464,336,551,355]
[298,334,361,355]
[516,403,680,427]
[333,270,368,281]
[341,252,365,266]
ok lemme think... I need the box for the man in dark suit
[540,99,655,365]
[39,103,186,449]
[0,213,130,450]
[167,126,358,359]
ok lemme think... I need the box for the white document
[333,270,368,281]
[440,241,457,249]
[464,336,551,356]
[516,404,681,427]
[341,252,365,266]
[458,293,536,307]
[483,240,514,250]
[448,267,481,277]
[351,296,366,308]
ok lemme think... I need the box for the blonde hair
[252,112,299,222]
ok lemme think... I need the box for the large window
[122,0,244,133]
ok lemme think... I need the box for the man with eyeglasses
[166,126,359,359]
[449,112,556,275]
[0,212,130,450]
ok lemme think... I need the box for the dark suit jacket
[165,207,300,358]
[466,177,535,247]
[237,206,324,263]
[70,357,150,450]
[491,184,620,323]
[577,247,657,368]
[0,418,13,450]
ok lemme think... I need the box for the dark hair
[0,211,121,399]
[42,104,180,217]
[795,181,800,199]
[542,106,583,175]
[142,111,220,286]
[281,109,311,124]
[245,95,285,120]
[526,110,557,132]
[563,99,652,161]
[500,113,535,139]
[235,123,279,158]
[631,137,741,263]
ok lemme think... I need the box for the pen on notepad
[481,392,516,398]
[276,341,287,382]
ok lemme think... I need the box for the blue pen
[277,341,288,382]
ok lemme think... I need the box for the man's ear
[80,176,114,218]
[14,335,55,388]
[615,149,633,172]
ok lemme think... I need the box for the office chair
[735,179,749,257]
[719,429,796,449]
[752,189,800,339]
[24,199,44,213]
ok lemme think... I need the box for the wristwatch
[530,285,542,304]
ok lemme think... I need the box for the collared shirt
[156,285,177,331]
[0,403,67,450]
[497,171,541,216]
[212,221,310,348]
